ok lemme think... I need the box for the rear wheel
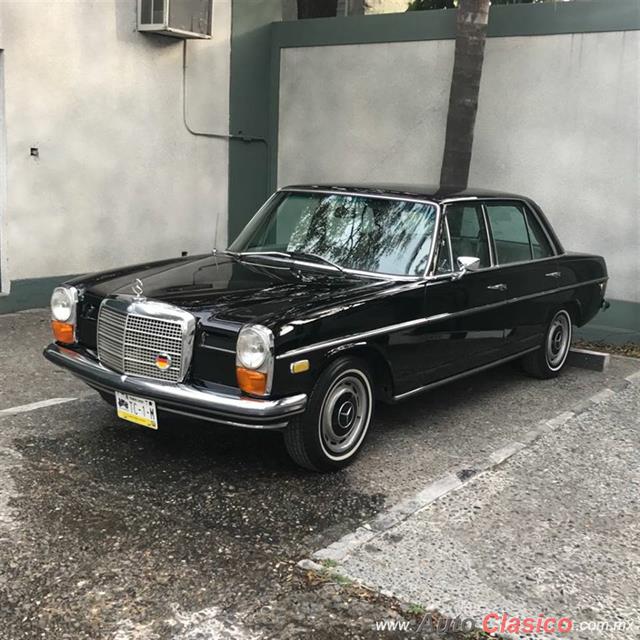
[284,357,374,472]
[522,309,572,379]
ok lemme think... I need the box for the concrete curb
[567,347,610,372]
[299,370,640,570]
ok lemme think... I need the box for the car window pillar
[480,202,496,267]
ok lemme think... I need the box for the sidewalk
[313,372,640,639]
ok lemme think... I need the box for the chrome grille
[96,305,127,373]
[96,298,195,383]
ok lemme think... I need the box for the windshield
[229,192,438,277]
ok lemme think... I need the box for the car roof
[280,183,529,204]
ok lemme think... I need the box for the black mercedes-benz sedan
[44,185,608,471]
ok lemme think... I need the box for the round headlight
[237,325,272,370]
[50,287,76,322]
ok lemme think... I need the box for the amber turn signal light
[236,367,268,396]
[51,320,75,345]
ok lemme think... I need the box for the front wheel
[284,357,374,472]
[522,308,573,379]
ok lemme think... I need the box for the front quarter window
[230,192,438,277]
[445,204,491,269]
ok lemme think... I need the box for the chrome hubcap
[546,311,571,369]
[320,372,371,457]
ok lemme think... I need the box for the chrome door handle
[545,271,561,279]
[487,283,507,291]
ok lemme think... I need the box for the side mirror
[452,256,481,280]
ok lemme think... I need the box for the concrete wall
[0,0,231,292]
[0,50,7,295]
[227,0,284,241]
[278,39,454,187]
[277,31,639,304]
[471,31,638,305]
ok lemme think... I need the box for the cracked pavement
[335,380,640,639]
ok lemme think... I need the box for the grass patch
[331,572,353,587]
[406,603,426,615]
[321,558,338,569]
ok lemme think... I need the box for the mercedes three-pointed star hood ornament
[132,278,144,300]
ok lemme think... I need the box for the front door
[412,202,509,387]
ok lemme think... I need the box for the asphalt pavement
[1,309,638,639]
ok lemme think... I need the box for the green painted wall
[576,300,640,345]
[0,275,76,314]
[227,0,282,243]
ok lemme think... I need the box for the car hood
[74,254,396,329]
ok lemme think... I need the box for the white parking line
[0,397,78,418]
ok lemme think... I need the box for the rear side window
[485,203,531,264]
[526,209,554,259]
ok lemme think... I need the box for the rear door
[483,200,559,354]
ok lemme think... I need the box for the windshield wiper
[237,250,292,260]
[285,251,347,275]
[235,250,354,277]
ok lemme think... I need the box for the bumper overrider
[43,343,307,429]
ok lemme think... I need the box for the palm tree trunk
[297,0,338,19]
[439,0,490,189]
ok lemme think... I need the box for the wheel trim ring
[545,311,571,371]
[318,369,373,462]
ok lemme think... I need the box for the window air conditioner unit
[138,0,212,39]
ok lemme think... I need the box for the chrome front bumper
[43,343,307,429]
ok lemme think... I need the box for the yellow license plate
[115,392,158,430]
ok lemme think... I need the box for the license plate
[115,392,158,430]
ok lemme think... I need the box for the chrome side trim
[393,347,539,401]
[281,187,439,206]
[276,277,607,360]
[200,343,236,355]
[424,254,562,279]
[438,196,481,204]
[277,315,449,360]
